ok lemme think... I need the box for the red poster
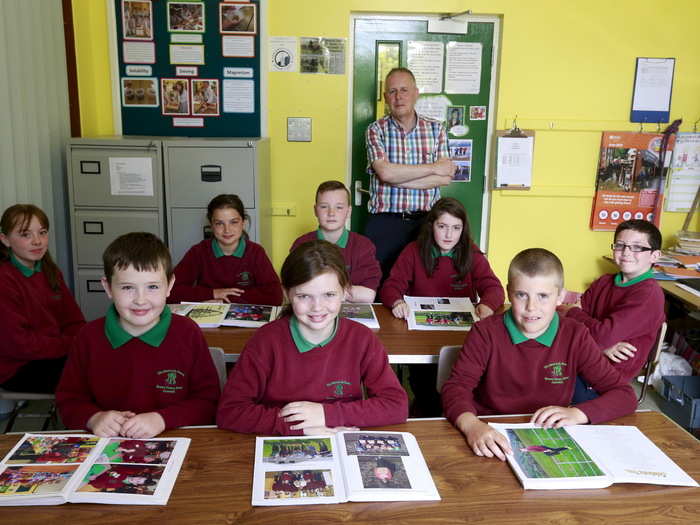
[590,132,675,231]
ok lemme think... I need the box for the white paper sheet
[223,79,254,113]
[123,41,155,64]
[496,136,533,187]
[223,35,255,57]
[445,42,482,94]
[632,58,675,112]
[169,44,205,65]
[407,41,444,93]
[108,157,154,196]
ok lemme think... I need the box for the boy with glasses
[562,220,664,402]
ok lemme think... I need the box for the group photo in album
[252,431,440,506]
[262,438,333,465]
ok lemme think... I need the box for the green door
[351,17,496,246]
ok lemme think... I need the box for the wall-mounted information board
[115,0,260,137]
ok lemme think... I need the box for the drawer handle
[201,164,222,182]
[86,280,105,293]
[83,221,104,235]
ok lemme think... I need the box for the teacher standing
[365,67,456,280]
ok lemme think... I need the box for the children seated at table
[380,197,504,319]
[216,240,408,435]
[291,180,381,303]
[562,219,665,402]
[56,232,220,438]
[379,197,504,416]
[442,248,637,461]
[169,193,282,305]
[0,204,85,393]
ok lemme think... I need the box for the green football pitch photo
[507,428,604,479]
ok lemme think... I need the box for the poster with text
[590,131,675,231]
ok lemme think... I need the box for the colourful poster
[590,131,675,231]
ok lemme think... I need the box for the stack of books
[673,230,700,255]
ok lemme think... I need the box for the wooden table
[660,280,700,310]
[1,411,697,524]
[203,304,468,364]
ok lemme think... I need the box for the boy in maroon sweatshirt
[290,181,381,303]
[56,232,220,439]
[442,248,636,461]
[562,220,664,402]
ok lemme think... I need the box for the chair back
[637,321,667,405]
[209,347,228,392]
[436,345,462,393]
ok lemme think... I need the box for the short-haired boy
[290,180,381,302]
[442,248,637,461]
[56,232,220,438]
[562,219,664,402]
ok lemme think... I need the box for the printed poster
[590,131,675,231]
[666,132,700,212]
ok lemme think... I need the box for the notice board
[115,0,260,137]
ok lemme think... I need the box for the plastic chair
[435,346,462,393]
[209,347,228,392]
[637,322,667,406]
[0,390,56,433]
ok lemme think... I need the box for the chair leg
[4,405,21,434]
[41,403,57,432]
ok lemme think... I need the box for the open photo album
[170,302,281,328]
[252,431,440,506]
[339,303,380,329]
[0,434,190,506]
[490,423,698,490]
[403,295,477,331]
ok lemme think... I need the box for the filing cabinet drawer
[70,147,162,208]
[74,209,163,266]
[165,146,255,207]
[75,268,111,322]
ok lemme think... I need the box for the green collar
[430,245,455,259]
[504,309,559,347]
[104,304,171,349]
[212,237,246,258]
[317,228,349,249]
[289,315,338,353]
[10,252,42,277]
[614,269,654,287]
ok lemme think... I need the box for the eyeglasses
[611,243,654,253]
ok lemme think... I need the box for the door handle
[354,180,369,206]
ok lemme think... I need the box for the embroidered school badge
[326,380,351,398]
[543,362,569,385]
[156,369,185,393]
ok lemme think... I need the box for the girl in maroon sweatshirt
[169,194,282,305]
[216,240,408,435]
[0,204,85,392]
[380,197,504,320]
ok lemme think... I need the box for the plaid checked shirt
[365,113,449,213]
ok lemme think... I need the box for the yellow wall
[73,0,700,291]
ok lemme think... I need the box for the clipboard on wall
[494,127,535,190]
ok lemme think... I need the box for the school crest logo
[237,271,251,286]
[326,380,351,399]
[449,273,467,290]
[156,369,185,393]
[543,362,569,384]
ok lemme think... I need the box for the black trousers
[364,212,426,282]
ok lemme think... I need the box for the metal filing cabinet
[67,138,165,320]
[163,138,270,265]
